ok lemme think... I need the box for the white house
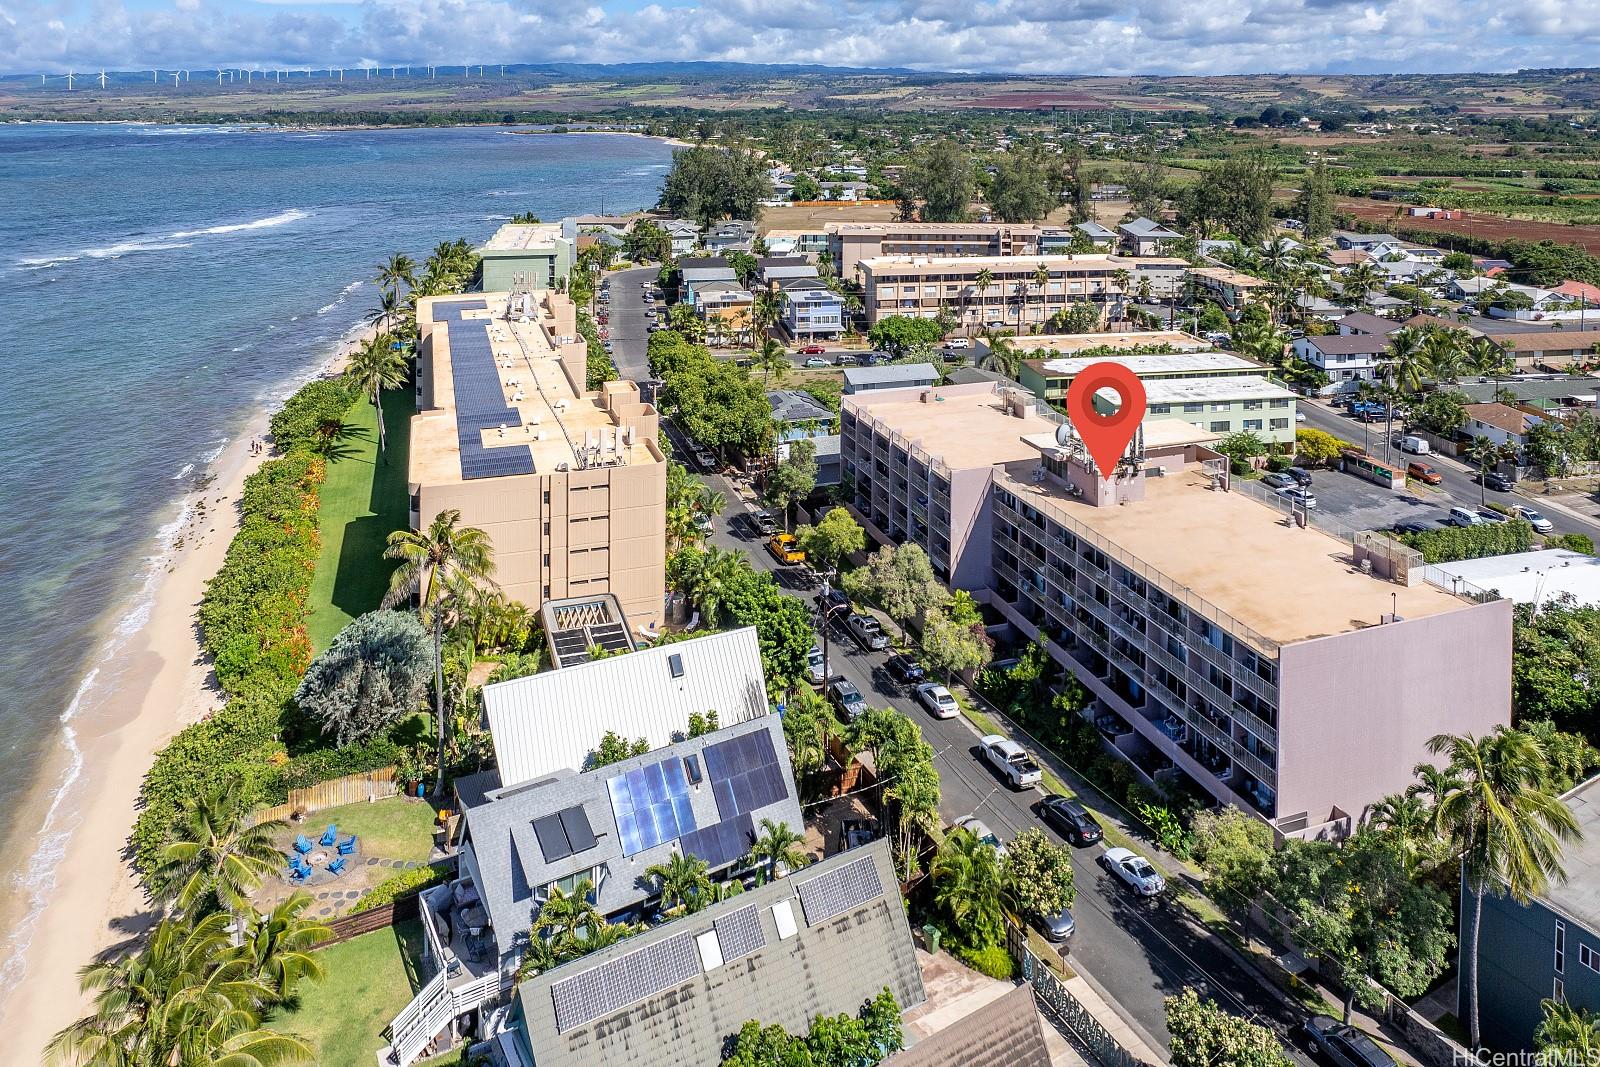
[1293,333,1392,394]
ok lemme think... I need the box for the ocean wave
[172,462,194,481]
[15,210,309,272]
[135,126,243,137]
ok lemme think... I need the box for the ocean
[0,122,673,973]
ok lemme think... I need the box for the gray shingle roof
[462,713,802,962]
[888,986,1050,1067]
[1337,312,1400,337]
[1119,217,1180,239]
[768,390,835,424]
[511,839,925,1067]
[1075,222,1117,239]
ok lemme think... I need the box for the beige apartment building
[410,291,666,627]
[858,254,1189,330]
[829,222,1043,280]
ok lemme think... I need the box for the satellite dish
[1054,422,1077,448]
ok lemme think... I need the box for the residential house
[505,839,925,1067]
[1553,281,1600,307]
[678,257,738,307]
[840,380,1512,837]
[778,277,845,340]
[1333,231,1399,251]
[1491,329,1600,370]
[703,220,756,255]
[762,229,829,257]
[1118,217,1182,256]
[842,363,942,396]
[1074,222,1119,250]
[1292,333,1392,394]
[757,256,818,286]
[1461,402,1546,453]
[1337,311,1401,338]
[690,280,754,345]
[1460,776,1600,1051]
[769,389,840,485]
[1424,550,1600,611]
[660,219,701,257]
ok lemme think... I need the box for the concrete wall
[480,241,573,292]
[1274,597,1512,826]
[947,466,999,591]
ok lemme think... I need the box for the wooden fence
[251,767,401,826]
[321,892,421,947]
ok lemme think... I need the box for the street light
[815,568,849,686]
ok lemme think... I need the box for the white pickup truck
[979,734,1042,789]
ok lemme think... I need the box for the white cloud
[4,0,1599,75]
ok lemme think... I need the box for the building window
[1210,403,1230,412]
[1270,418,1290,430]
[1244,401,1263,411]
[1580,942,1599,974]
[1150,404,1171,414]
[1210,421,1231,433]
[1244,419,1263,431]
[1556,919,1567,975]
[1269,399,1291,408]
[1183,402,1204,413]
[1555,977,1566,1003]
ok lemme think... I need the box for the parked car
[1512,504,1554,533]
[835,353,860,366]
[1262,471,1295,490]
[885,654,925,684]
[944,337,972,350]
[979,735,1043,789]
[767,532,806,565]
[817,586,851,618]
[1447,506,1482,527]
[1038,795,1103,846]
[1035,906,1076,943]
[1286,467,1314,487]
[694,448,717,470]
[914,682,960,719]
[807,645,826,685]
[803,357,830,368]
[1476,470,1515,492]
[1476,509,1510,525]
[1277,486,1317,509]
[1398,434,1431,455]
[750,509,778,535]
[1304,1016,1398,1067]
[800,344,827,355]
[1406,461,1442,485]
[846,613,890,651]
[1100,847,1166,896]
[828,679,866,721]
[1393,520,1436,535]
[953,816,1005,855]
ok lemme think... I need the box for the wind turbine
[65,70,76,90]
[428,65,435,78]
[152,69,159,83]
[499,64,504,76]
[98,70,107,89]
[171,72,180,86]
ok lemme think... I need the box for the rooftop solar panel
[532,813,572,862]
[558,806,597,854]
[705,728,786,822]
[550,930,700,1033]
[435,299,535,481]
[678,811,754,869]
[795,854,884,926]
[713,905,766,963]
[607,756,698,857]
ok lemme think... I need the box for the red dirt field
[1338,197,1600,254]
[965,91,1187,111]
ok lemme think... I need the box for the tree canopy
[293,610,433,745]
[659,146,772,226]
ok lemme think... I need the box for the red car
[800,344,827,355]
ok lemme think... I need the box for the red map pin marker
[1065,361,1147,477]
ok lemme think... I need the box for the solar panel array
[531,806,598,863]
[678,811,754,869]
[549,930,700,1033]
[704,727,787,821]
[435,299,536,481]
[713,904,767,963]
[607,757,697,856]
[795,854,885,926]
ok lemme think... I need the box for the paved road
[601,266,656,380]
[1298,399,1600,541]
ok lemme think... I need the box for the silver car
[1036,907,1075,942]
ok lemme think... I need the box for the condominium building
[410,291,667,626]
[1188,265,1270,311]
[477,222,575,291]
[1015,347,1271,410]
[829,222,1044,280]
[858,254,1188,330]
[1137,376,1300,446]
[841,382,1511,838]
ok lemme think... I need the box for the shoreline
[0,323,373,1063]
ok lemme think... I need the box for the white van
[1399,435,1431,455]
[1447,506,1481,527]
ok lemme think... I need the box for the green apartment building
[1016,349,1270,406]
[477,222,574,291]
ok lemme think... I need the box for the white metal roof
[1423,549,1600,608]
[483,627,771,787]
[1038,351,1263,377]
[1136,375,1299,404]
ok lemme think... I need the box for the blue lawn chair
[293,834,313,854]
[337,834,358,856]
[319,824,338,847]
[289,857,311,880]
[328,856,348,876]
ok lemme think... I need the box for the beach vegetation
[658,145,772,226]
[268,377,362,454]
[343,332,409,455]
[295,609,434,746]
[150,778,287,917]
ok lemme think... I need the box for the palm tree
[151,779,285,917]
[974,267,994,328]
[1406,761,1462,812]
[1536,999,1600,1056]
[1465,436,1517,506]
[884,761,941,881]
[931,827,1004,949]
[567,917,639,957]
[752,290,783,341]
[694,485,727,523]
[1380,327,1429,455]
[645,851,713,914]
[1032,262,1051,329]
[1362,792,1434,875]
[1109,267,1131,324]
[384,509,497,796]
[1420,326,1467,387]
[1430,727,1581,1049]
[683,545,747,625]
[47,910,312,1067]
[344,332,409,456]
[980,330,1020,380]
[375,252,417,297]
[532,879,601,945]
[366,287,402,332]
[241,892,331,1003]
[756,338,790,387]
[748,819,809,882]
[1466,335,1512,392]
[1341,261,1385,308]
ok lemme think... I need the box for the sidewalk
[1058,971,1167,1066]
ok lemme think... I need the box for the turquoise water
[0,122,672,918]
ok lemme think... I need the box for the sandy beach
[0,329,370,1063]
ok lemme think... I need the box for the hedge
[352,863,452,913]
[268,378,360,452]
[954,943,1016,980]
[1397,519,1535,563]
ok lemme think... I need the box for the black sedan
[1038,795,1103,846]
[885,654,926,684]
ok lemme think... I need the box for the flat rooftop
[859,253,1185,273]
[829,221,1040,234]
[1543,775,1600,928]
[1137,375,1299,404]
[1190,265,1269,287]
[994,463,1469,646]
[1031,351,1265,378]
[1423,549,1600,607]
[413,293,654,485]
[1004,331,1209,355]
[481,222,565,252]
[845,385,1058,471]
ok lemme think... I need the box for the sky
[4,0,1600,78]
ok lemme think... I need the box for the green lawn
[274,920,426,1067]
[306,388,415,651]
[307,796,438,864]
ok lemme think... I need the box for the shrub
[268,378,359,452]
[295,610,434,745]
[1547,533,1596,555]
[352,863,452,913]
[955,943,1016,980]
[1397,519,1534,563]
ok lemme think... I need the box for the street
[622,277,1319,1059]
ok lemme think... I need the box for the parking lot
[1290,463,1458,531]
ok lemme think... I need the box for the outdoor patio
[252,797,443,918]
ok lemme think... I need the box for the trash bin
[923,924,941,954]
